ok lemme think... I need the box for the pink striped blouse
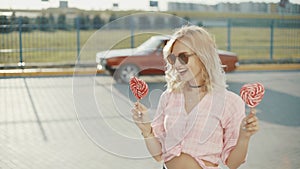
[151,89,246,168]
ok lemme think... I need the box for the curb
[0,68,104,77]
[236,64,300,71]
[0,64,299,77]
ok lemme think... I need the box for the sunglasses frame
[167,52,195,65]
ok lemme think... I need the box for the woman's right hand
[131,102,152,135]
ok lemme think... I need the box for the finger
[137,111,142,118]
[132,114,138,119]
[136,102,147,111]
[140,104,147,110]
[245,122,259,130]
[134,103,139,109]
[131,109,142,119]
[131,109,138,115]
[132,114,142,122]
[245,121,258,128]
[245,125,259,132]
[246,116,258,124]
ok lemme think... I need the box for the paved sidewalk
[0,77,162,169]
[1,70,300,169]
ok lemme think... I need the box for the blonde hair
[163,25,226,92]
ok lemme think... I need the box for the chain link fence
[0,16,299,68]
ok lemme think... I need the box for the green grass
[207,27,300,60]
[0,27,299,64]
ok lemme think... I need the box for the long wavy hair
[163,25,227,93]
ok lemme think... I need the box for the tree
[109,13,117,22]
[85,15,91,30]
[48,13,55,31]
[197,21,203,27]
[0,15,9,25]
[11,11,17,25]
[92,15,104,29]
[36,14,50,31]
[108,13,119,29]
[0,15,10,33]
[279,0,289,8]
[74,14,89,30]
[57,13,67,30]
[9,11,17,31]
[19,16,31,32]
[183,16,190,22]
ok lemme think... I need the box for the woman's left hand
[239,109,259,139]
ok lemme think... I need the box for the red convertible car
[96,35,239,83]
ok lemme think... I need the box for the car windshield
[136,37,163,52]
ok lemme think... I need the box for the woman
[131,25,259,169]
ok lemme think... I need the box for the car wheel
[113,64,140,83]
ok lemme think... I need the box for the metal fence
[0,18,299,68]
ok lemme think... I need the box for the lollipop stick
[137,99,142,117]
[250,107,256,115]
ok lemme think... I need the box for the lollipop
[240,82,265,113]
[129,76,149,117]
[129,76,149,100]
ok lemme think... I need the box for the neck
[187,79,204,89]
[187,71,204,88]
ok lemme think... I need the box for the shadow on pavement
[227,81,300,127]
[113,81,167,110]
[113,80,300,127]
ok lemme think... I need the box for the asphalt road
[1,70,299,169]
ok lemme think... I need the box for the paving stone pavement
[0,76,162,169]
[1,71,300,169]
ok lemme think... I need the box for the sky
[0,0,300,11]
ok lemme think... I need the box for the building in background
[59,0,68,9]
[168,2,214,12]
[167,1,300,15]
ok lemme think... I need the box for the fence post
[270,20,274,60]
[18,17,24,67]
[130,16,135,48]
[76,17,81,63]
[227,18,231,51]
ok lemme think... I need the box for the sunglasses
[167,52,195,65]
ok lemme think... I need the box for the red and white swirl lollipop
[129,76,149,100]
[240,82,265,113]
[129,76,149,117]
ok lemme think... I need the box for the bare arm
[142,128,163,162]
[226,136,249,169]
[227,110,259,169]
[132,102,163,161]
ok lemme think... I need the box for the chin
[179,74,193,83]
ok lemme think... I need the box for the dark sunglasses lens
[178,53,189,64]
[167,54,176,65]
